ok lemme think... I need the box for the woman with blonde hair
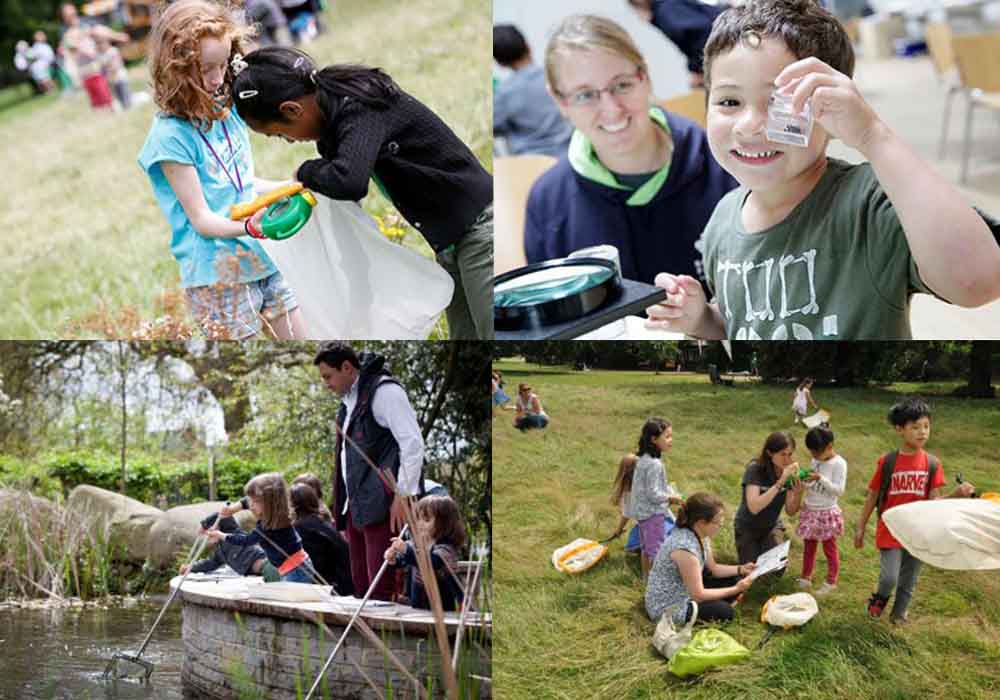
[524,14,735,288]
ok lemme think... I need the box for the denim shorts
[185,271,298,339]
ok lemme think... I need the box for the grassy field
[493,359,1000,700]
[0,0,490,338]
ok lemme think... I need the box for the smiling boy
[646,0,1000,340]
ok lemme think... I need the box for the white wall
[493,0,692,99]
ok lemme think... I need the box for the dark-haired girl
[629,418,683,578]
[230,47,493,339]
[384,495,467,611]
[733,431,806,569]
[645,492,755,625]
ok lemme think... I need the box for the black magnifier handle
[956,472,978,497]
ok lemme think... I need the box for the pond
[1,597,188,700]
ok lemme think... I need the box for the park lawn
[493,359,1000,700]
[0,0,490,338]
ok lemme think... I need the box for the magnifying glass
[494,257,623,331]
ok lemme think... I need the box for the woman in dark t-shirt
[733,431,806,568]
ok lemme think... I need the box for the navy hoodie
[650,0,727,74]
[524,109,737,287]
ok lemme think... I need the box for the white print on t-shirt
[889,469,929,497]
[716,248,838,340]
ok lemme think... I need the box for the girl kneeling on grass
[138,0,306,339]
[629,418,684,578]
[210,472,314,583]
[384,495,466,611]
[645,493,755,625]
[230,47,494,339]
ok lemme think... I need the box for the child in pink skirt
[796,426,847,595]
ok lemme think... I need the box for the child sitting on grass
[646,0,1000,340]
[854,397,975,624]
[180,513,278,581]
[385,495,467,611]
[796,425,846,595]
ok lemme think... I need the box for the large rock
[148,502,257,570]
[66,485,164,565]
[0,489,59,538]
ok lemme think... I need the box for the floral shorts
[185,271,298,339]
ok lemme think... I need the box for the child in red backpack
[854,397,975,624]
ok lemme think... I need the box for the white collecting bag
[260,195,454,339]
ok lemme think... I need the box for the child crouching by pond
[181,513,279,581]
[210,472,314,583]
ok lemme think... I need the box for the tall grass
[493,361,1000,700]
[0,489,125,599]
[0,0,490,338]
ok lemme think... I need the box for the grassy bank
[0,0,490,338]
[493,360,1000,700]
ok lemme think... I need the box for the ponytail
[676,492,724,530]
[610,453,638,506]
[232,46,399,127]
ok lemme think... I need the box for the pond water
[0,597,189,700]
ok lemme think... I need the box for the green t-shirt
[699,158,934,340]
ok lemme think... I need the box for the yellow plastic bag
[666,628,750,678]
[551,538,608,574]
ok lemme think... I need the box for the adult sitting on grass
[513,383,549,431]
[645,492,755,625]
[733,431,806,571]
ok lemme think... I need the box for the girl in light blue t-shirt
[138,0,306,339]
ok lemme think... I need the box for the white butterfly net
[259,194,453,339]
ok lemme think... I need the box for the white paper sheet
[749,540,790,580]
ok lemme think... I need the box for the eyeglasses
[557,69,644,108]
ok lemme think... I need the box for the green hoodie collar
[568,107,672,206]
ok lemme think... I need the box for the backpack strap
[924,453,940,498]
[876,451,899,519]
[878,450,940,518]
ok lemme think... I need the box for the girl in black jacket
[230,47,493,339]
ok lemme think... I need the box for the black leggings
[683,570,740,623]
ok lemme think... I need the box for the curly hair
[147,0,256,127]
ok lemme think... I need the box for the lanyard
[198,121,244,195]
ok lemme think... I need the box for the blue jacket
[650,0,728,74]
[524,109,737,286]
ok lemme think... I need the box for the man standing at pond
[314,342,425,601]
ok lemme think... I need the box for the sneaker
[815,582,838,596]
[890,612,909,626]
[867,592,889,618]
[796,578,812,590]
